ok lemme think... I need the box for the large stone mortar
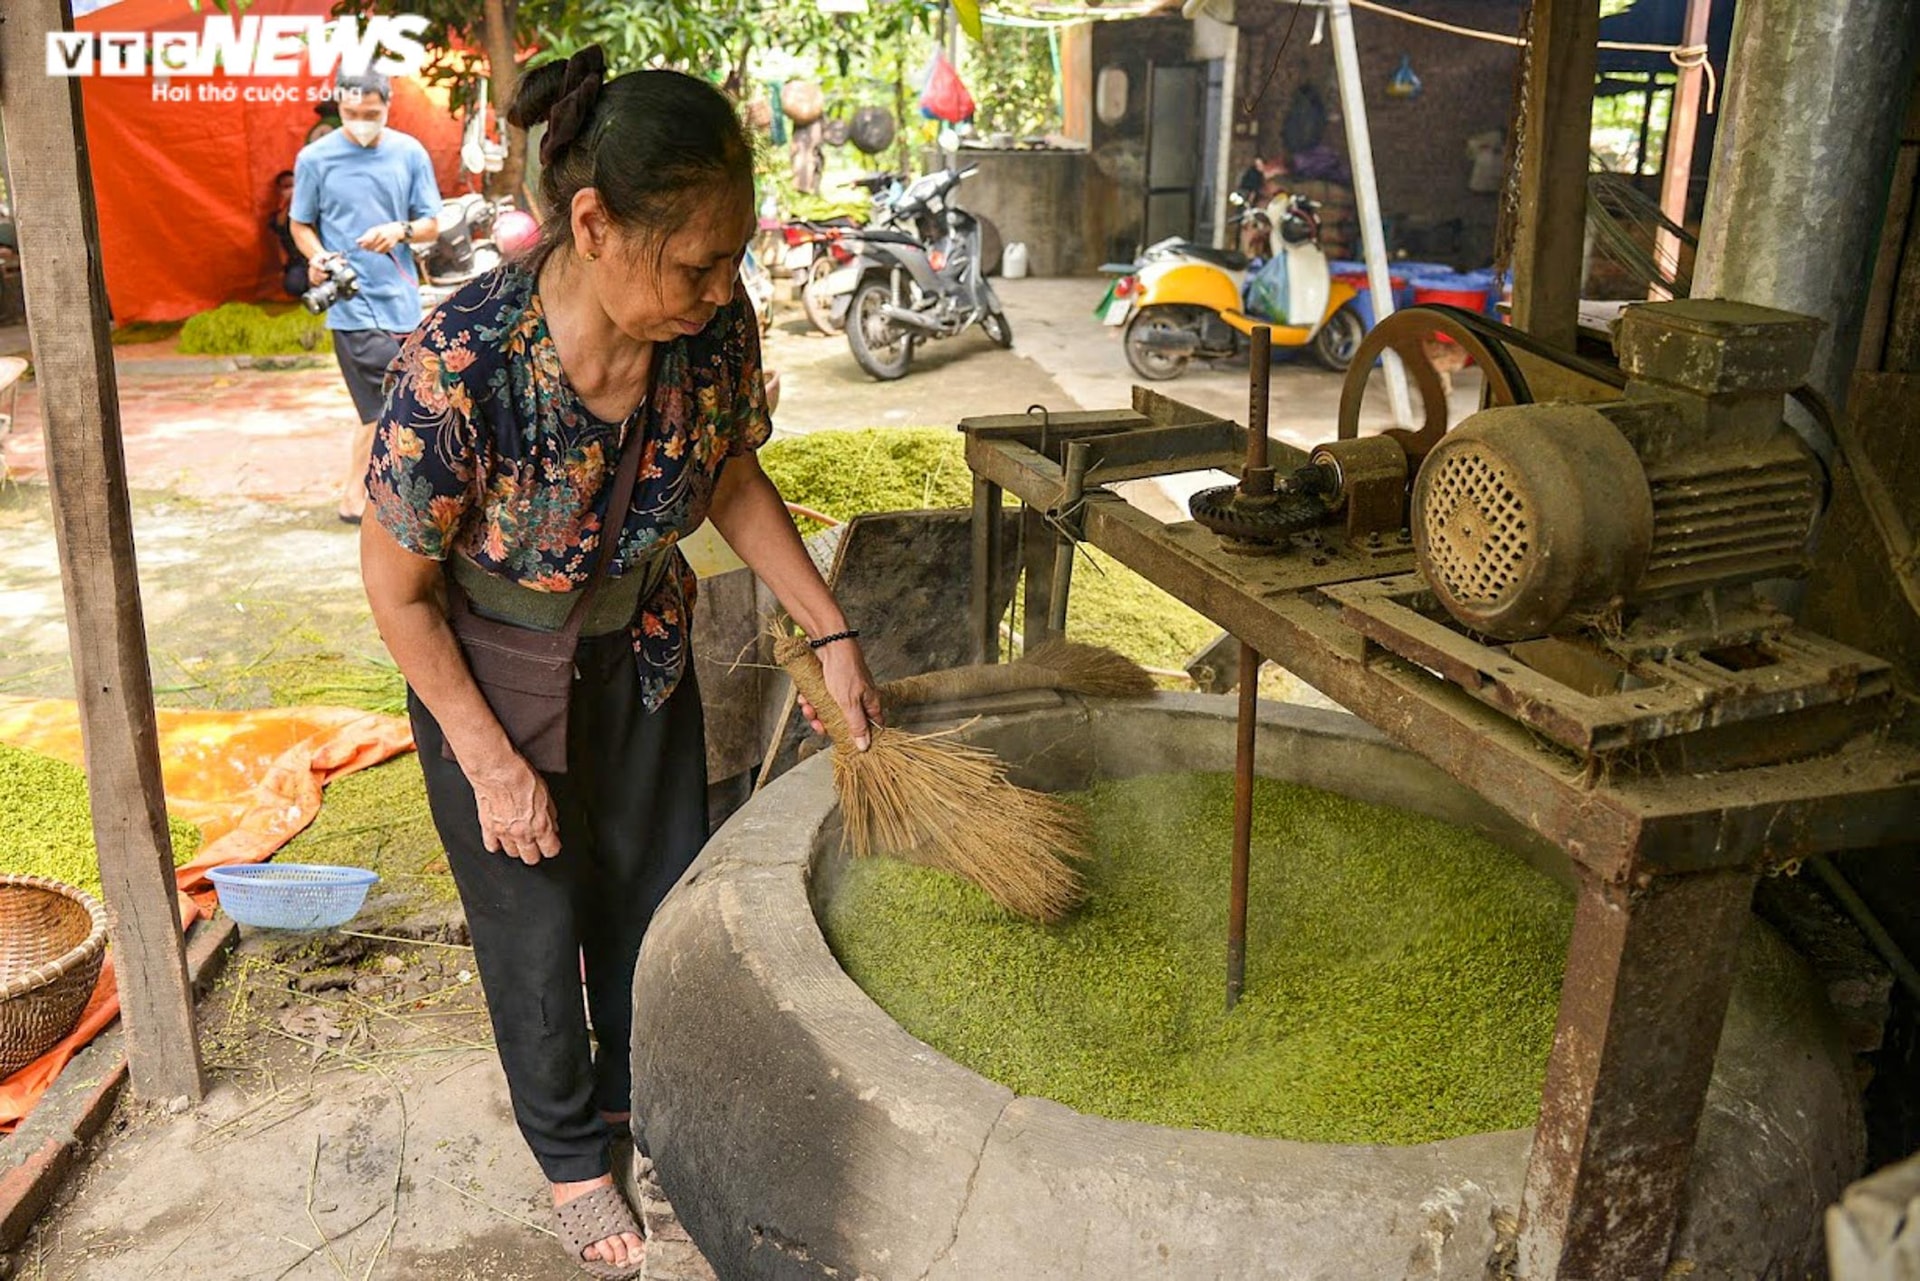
[632,694,1862,1280]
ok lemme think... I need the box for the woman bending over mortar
[358,48,881,1278]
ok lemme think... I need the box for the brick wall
[1231,0,1524,267]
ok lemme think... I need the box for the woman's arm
[360,520,561,863]
[705,452,883,749]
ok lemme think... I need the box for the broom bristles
[1023,639,1158,698]
[880,640,1155,711]
[775,633,1087,923]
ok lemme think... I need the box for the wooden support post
[1650,0,1713,295]
[1020,504,1058,652]
[969,475,1003,664]
[0,0,207,1102]
[1516,867,1757,1278]
[1509,0,1601,351]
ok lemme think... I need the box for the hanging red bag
[919,52,975,124]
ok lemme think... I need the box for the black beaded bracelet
[808,628,861,651]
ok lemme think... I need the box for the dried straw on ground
[878,640,1155,712]
[774,634,1086,924]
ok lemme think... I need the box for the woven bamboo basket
[0,875,109,1080]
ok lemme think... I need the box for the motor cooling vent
[1419,445,1532,613]
[1411,405,1654,640]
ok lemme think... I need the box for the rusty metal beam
[1226,640,1260,1010]
[1517,868,1759,1278]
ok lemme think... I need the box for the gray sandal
[554,1183,647,1279]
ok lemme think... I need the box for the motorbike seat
[1177,243,1250,272]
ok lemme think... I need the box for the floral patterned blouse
[368,261,772,711]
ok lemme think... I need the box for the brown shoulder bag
[441,415,648,775]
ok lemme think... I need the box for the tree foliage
[528,0,757,77]
[761,0,934,100]
[971,25,1059,140]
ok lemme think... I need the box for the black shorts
[331,327,407,424]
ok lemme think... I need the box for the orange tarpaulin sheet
[0,697,414,1130]
[75,0,471,322]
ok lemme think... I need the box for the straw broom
[773,633,1086,924]
[878,640,1155,713]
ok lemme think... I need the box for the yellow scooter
[1098,193,1363,380]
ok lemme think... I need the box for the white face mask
[342,116,385,146]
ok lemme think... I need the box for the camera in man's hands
[302,254,361,314]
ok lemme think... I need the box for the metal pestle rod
[1242,327,1273,496]
[1246,327,1271,472]
[1227,640,1260,1010]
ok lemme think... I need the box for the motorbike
[416,192,515,306]
[739,244,775,335]
[783,218,863,335]
[782,172,907,336]
[831,165,1012,381]
[1099,192,1365,380]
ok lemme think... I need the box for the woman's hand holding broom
[799,637,884,752]
[773,632,1086,922]
[705,453,884,750]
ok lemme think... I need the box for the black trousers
[409,633,709,1183]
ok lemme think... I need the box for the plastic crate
[207,864,379,930]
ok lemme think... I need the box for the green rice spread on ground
[0,743,201,899]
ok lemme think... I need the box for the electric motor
[1412,402,1823,640]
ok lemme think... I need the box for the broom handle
[773,634,859,748]
[880,662,1048,709]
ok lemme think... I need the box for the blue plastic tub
[1332,266,1412,328]
[1392,260,1454,284]
[208,863,379,930]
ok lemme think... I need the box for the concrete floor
[0,275,1480,1279]
[10,927,715,1281]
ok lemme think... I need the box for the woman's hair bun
[507,45,607,170]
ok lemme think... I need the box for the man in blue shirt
[291,71,441,523]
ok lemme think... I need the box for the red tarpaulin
[73,0,470,322]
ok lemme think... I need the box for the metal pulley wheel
[1334,305,1531,463]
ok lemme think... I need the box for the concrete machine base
[631,694,1862,1280]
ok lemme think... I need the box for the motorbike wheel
[1123,308,1193,381]
[980,309,1013,349]
[1312,303,1366,372]
[847,280,915,381]
[801,257,842,335]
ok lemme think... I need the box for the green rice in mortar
[823,771,1572,1146]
